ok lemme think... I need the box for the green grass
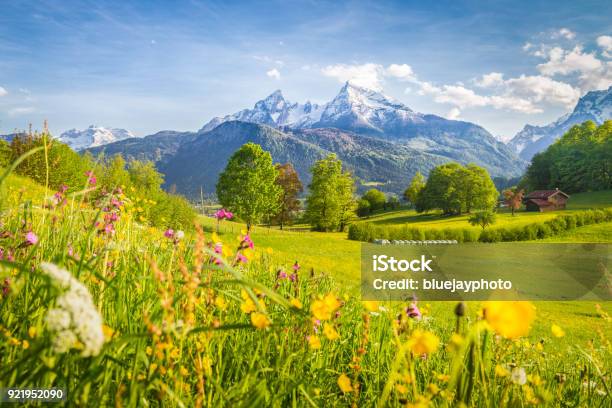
[358,190,612,232]
[1,171,610,406]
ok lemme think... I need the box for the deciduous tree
[216,143,281,231]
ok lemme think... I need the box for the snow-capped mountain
[199,82,523,176]
[509,85,612,160]
[315,82,424,135]
[200,82,424,135]
[58,125,136,150]
[200,90,324,132]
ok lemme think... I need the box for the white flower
[175,230,185,240]
[511,367,527,385]
[40,262,105,357]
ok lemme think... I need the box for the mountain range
[85,82,526,197]
[508,85,612,160]
[57,125,136,151]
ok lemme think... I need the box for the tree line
[216,143,356,232]
[216,142,501,232]
[522,120,612,193]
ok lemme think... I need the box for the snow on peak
[58,125,136,151]
[199,82,416,133]
[508,86,612,159]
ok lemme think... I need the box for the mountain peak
[509,86,612,159]
[58,126,135,151]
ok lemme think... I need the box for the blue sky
[0,0,611,139]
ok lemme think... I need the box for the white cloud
[597,35,612,58]
[0,86,7,97]
[321,63,384,90]
[537,46,602,76]
[535,44,611,92]
[503,74,580,107]
[418,74,579,114]
[321,63,420,90]
[447,107,461,120]
[266,68,281,79]
[475,72,504,88]
[8,107,35,116]
[386,64,416,82]
[552,28,576,40]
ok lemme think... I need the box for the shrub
[479,229,502,243]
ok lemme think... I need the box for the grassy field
[1,172,610,406]
[358,190,612,232]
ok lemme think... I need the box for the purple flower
[289,273,297,282]
[2,278,9,297]
[277,270,288,280]
[293,261,300,272]
[236,252,248,264]
[406,302,422,319]
[25,231,38,246]
[164,229,174,239]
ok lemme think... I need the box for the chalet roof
[525,189,570,199]
[526,198,553,207]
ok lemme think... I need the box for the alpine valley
[86,82,526,197]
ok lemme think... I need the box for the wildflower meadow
[0,152,610,407]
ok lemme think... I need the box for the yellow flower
[102,324,115,340]
[427,383,440,395]
[211,232,222,244]
[482,301,535,339]
[242,248,255,261]
[495,364,509,377]
[146,346,153,356]
[551,324,565,338]
[323,324,340,340]
[28,327,37,338]
[337,374,353,393]
[308,335,321,350]
[179,366,189,376]
[396,384,408,394]
[266,247,273,255]
[215,296,228,312]
[251,312,271,329]
[310,293,340,321]
[407,329,439,355]
[290,298,303,309]
[240,298,256,314]
[22,340,30,349]
[362,301,380,312]
[446,333,464,353]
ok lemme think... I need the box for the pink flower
[85,170,97,187]
[406,302,421,319]
[277,270,287,280]
[236,252,248,263]
[242,234,254,249]
[293,261,300,271]
[25,231,38,246]
[164,229,174,239]
[215,209,234,220]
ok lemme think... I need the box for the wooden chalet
[523,189,570,212]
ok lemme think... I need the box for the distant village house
[523,189,570,212]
